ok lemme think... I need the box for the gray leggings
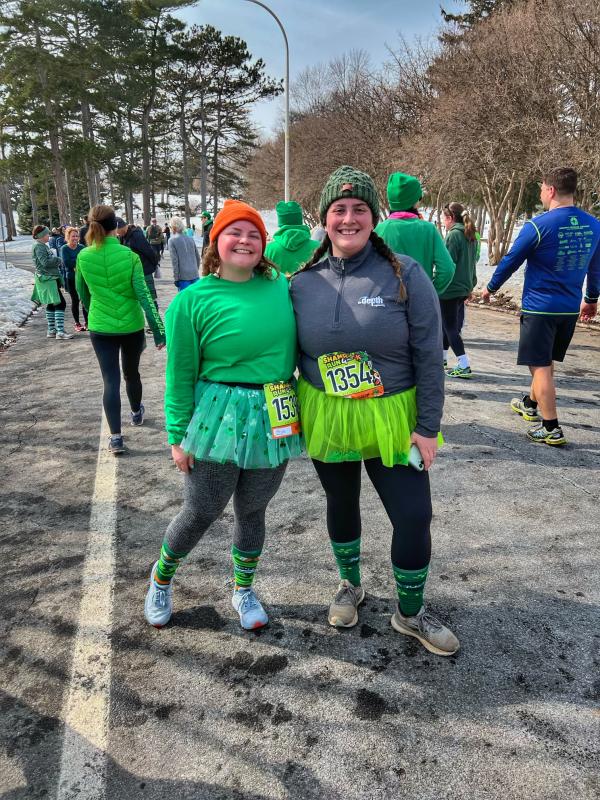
[166,460,287,555]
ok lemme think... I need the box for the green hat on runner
[276,200,303,227]
[319,165,380,224]
[387,172,423,211]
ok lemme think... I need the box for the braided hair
[293,231,406,300]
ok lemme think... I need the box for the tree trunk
[64,167,73,222]
[125,192,134,224]
[0,184,16,239]
[141,108,152,225]
[33,25,68,224]
[180,109,191,227]
[28,175,39,227]
[81,100,99,207]
[45,178,54,229]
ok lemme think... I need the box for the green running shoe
[526,424,567,446]
[446,365,473,379]
[511,396,541,422]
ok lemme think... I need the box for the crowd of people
[29,165,599,655]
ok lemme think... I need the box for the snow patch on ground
[0,264,36,345]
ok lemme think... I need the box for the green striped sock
[155,540,187,585]
[231,545,262,588]
[54,310,65,334]
[46,310,56,333]
[331,537,361,587]
[393,564,429,617]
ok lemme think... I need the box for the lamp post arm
[243,0,290,201]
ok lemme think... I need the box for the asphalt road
[1,255,599,799]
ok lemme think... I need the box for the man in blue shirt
[482,167,599,446]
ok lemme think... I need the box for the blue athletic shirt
[487,206,600,314]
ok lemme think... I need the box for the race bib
[318,351,384,399]
[263,381,301,438]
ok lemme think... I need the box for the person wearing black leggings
[60,227,87,331]
[440,202,478,379]
[290,165,459,657]
[76,205,166,454]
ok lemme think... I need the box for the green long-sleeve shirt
[375,216,456,295]
[440,223,478,300]
[164,271,297,445]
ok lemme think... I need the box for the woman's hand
[410,432,438,471]
[171,444,194,473]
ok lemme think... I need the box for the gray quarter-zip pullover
[289,240,444,437]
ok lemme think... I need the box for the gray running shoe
[46,330,56,338]
[526,423,567,446]
[328,579,365,627]
[144,562,173,627]
[511,396,541,422]
[56,331,74,340]
[391,605,459,656]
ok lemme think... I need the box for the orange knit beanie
[209,199,267,251]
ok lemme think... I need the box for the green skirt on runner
[181,380,303,469]
[298,376,441,468]
[31,275,61,306]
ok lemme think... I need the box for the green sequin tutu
[181,380,303,469]
[298,377,442,468]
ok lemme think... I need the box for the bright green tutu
[181,380,303,469]
[298,377,441,467]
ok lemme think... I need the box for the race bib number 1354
[318,351,384,399]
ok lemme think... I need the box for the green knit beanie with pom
[319,165,380,224]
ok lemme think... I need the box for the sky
[175,0,464,136]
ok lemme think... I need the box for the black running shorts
[517,313,578,366]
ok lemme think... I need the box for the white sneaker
[56,331,74,340]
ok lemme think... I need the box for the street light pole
[243,0,290,201]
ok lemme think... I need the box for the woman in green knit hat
[264,200,319,275]
[375,172,455,296]
[30,224,74,340]
[290,165,459,657]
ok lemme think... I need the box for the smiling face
[67,229,79,247]
[325,198,373,258]
[216,220,263,280]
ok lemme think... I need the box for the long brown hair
[444,202,477,242]
[201,241,279,279]
[86,205,117,247]
[293,231,406,300]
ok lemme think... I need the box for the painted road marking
[56,416,116,800]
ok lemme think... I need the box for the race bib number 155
[318,351,384,399]
[263,381,301,438]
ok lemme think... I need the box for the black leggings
[65,275,87,326]
[439,297,467,356]
[90,330,145,434]
[312,458,432,571]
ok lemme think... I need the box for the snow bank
[0,264,36,345]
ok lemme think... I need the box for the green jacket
[75,235,165,344]
[264,225,319,275]
[374,216,455,295]
[32,241,62,279]
[440,223,478,300]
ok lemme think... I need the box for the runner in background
[145,217,164,265]
[201,211,213,252]
[168,216,200,291]
[30,225,74,340]
[144,200,302,631]
[264,201,319,276]
[116,218,160,310]
[60,227,87,332]
[76,205,165,454]
[375,172,455,296]
[482,167,600,445]
[440,203,478,378]
[290,166,459,657]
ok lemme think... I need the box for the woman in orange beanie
[145,200,302,632]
